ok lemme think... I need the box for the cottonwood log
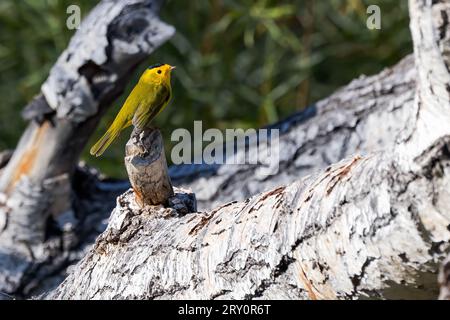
[49,148,450,299]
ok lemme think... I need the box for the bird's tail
[90,125,121,157]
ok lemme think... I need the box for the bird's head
[142,63,175,84]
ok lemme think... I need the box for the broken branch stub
[125,127,174,206]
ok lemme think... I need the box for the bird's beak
[170,66,176,70]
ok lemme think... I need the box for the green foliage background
[0,0,411,178]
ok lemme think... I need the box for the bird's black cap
[148,63,163,70]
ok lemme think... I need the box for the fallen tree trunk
[48,0,450,299]
[0,0,174,298]
[50,147,450,299]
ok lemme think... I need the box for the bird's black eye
[157,70,162,74]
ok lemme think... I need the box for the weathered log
[409,0,450,300]
[48,0,450,300]
[0,0,174,298]
[49,147,450,299]
[125,127,174,206]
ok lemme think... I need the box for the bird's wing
[132,84,171,130]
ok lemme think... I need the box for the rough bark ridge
[125,127,174,206]
[49,0,450,299]
[0,0,174,298]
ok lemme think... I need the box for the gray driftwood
[0,0,174,298]
[125,127,174,206]
[48,0,450,300]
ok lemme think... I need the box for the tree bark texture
[48,0,450,300]
[125,127,174,206]
[0,0,174,298]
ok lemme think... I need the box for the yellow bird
[90,63,175,157]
